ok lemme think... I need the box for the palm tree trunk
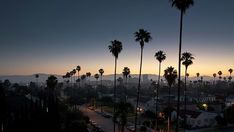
[183,68,188,132]
[125,76,127,102]
[101,75,103,112]
[168,85,172,132]
[78,72,80,88]
[135,46,143,131]
[155,62,161,131]
[176,9,183,132]
[114,57,117,132]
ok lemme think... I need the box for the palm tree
[72,69,76,83]
[228,69,233,82]
[181,52,194,130]
[196,73,200,82]
[122,67,130,102]
[99,69,104,89]
[81,74,86,86]
[213,73,217,85]
[35,74,39,87]
[154,50,166,130]
[46,75,58,113]
[94,73,99,108]
[229,68,233,76]
[164,66,178,132]
[76,65,81,87]
[218,71,222,80]
[134,29,152,130]
[86,72,91,85]
[170,0,194,130]
[108,40,123,132]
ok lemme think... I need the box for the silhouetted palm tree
[218,71,222,80]
[170,0,194,130]
[122,67,130,102]
[134,29,152,130]
[108,40,123,132]
[99,69,104,89]
[228,69,233,82]
[164,66,177,132]
[196,73,200,81]
[154,50,166,130]
[181,52,194,130]
[213,73,217,85]
[86,72,91,85]
[81,74,86,86]
[76,65,81,87]
[72,69,76,83]
[35,74,39,86]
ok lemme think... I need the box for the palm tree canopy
[122,67,130,78]
[213,73,216,78]
[94,74,99,80]
[99,68,104,76]
[181,52,194,69]
[186,73,189,77]
[196,73,200,77]
[134,29,152,48]
[155,50,166,63]
[218,71,222,76]
[72,69,76,74]
[170,0,194,14]
[108,40,123,59]
[35,74,39,78]
[76,65,81,72]
[46,75,58,89]
[66,72,71,78]
[81,74,86,80]
[86,72,91,77]
[229,68,233,74]
[164,66,178,87]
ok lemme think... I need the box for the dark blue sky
[0,0,234,75]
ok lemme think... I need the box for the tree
[218,71,222,80]
[164,66,177,132]
[114,101,134,132]
[228,68,233,82]
[86,72,91,85]
[134,29,152,130]
[181,52,194,130]
[170,0,194,130]
[99,69,104,89]
[94,73,99,108]
[154,50,166,130]
[108,40,123,132]
[76,66,81,87]
[81,74,86,86]
[213,73,216,85]
[122,67,130,102]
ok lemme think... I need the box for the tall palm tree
[228,69,233,82]
[108,40,123,132]
[76,65,81,87]
[196,73,200,81]
[213,73,216,85]
[218,71,222,80]
[35,74,39,87]
[164,66,178,132]
[134,29,152,130]
[72,69,76,83]
[170,0,194,130]
[181,52,194,131]
[81,74,86,86]
[94,73,99,108]
[86,72,91,85]
[154,50,166,130]
[122,67,130,102]
[99,69,104,89]
[229,68,233,76]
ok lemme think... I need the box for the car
[102,112,112,118]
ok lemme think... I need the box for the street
[80,106,130,132]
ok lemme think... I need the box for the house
[225,95,234,107]
[180,110,217,129]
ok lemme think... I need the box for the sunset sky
[0,0,233,77]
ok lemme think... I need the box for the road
[80,106,130,132]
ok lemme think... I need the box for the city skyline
[0,0,233,76]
